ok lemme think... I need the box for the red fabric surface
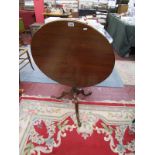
[40,120,117,155]
[19,10,36,29]
[24,118,134,155]
[20,96,135,155]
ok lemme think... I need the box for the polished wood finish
[31,20,115,88]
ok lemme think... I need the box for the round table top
[31,20,115,88]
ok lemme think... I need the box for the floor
[20,33,135,102]
[20,82,134,102]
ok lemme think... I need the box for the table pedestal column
[52,87,92,127]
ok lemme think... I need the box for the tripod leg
[55,91,71,99]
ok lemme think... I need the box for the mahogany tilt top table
[31,19,115,126]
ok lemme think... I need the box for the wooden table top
[31,20,115,88]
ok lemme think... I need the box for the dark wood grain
[31,20,115,88]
